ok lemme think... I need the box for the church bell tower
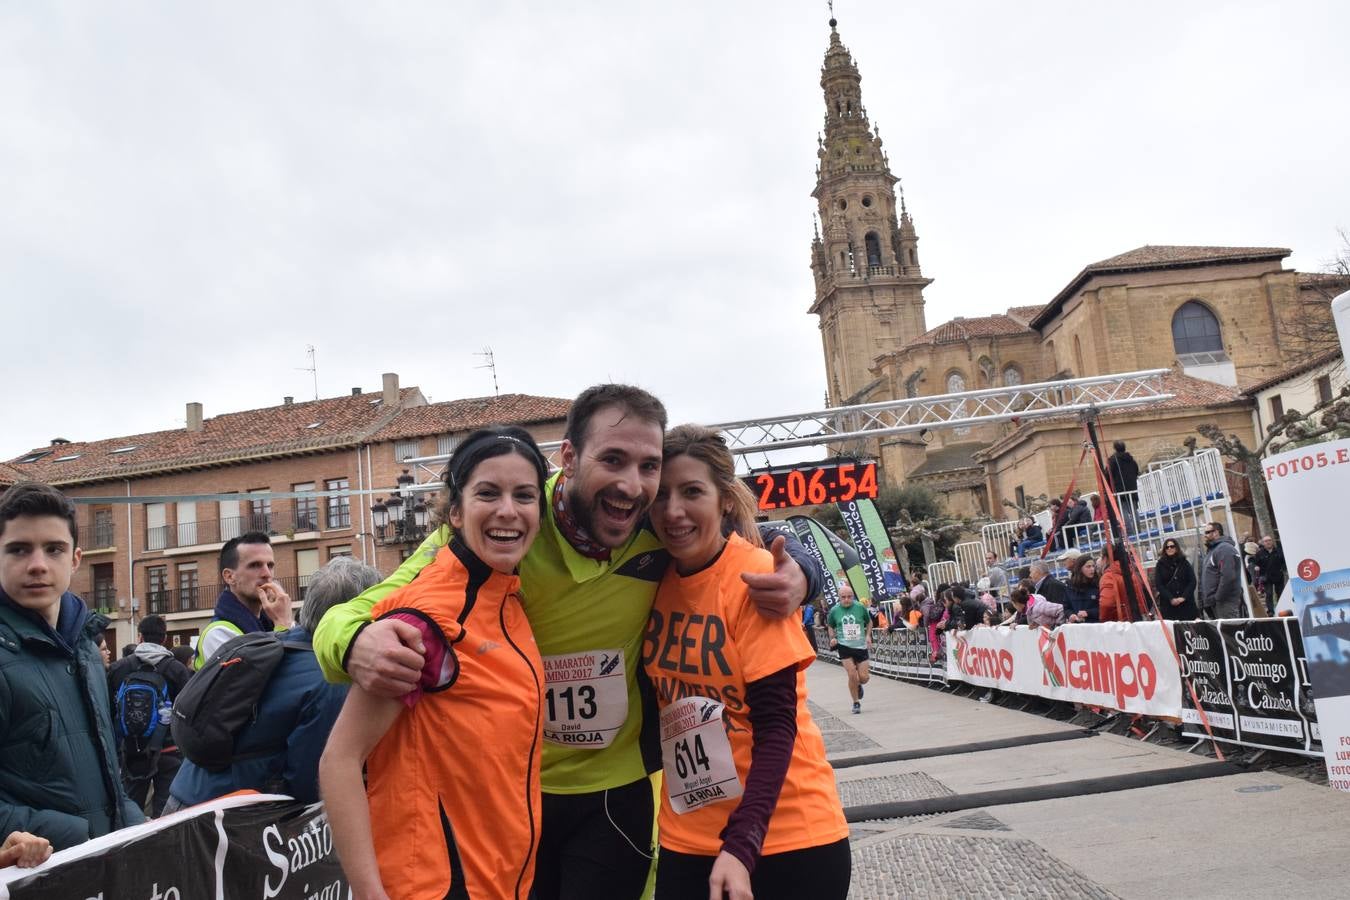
[809,17,932,406]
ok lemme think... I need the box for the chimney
[351,387,362,396]
[283,396,294,406]
[382,372,399,406]
[186,402,203,433]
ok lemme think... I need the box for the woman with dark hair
[322,426,551,900]
[1063,555,1101,623]
[1153,538,1199,620]
[644,425,849,900]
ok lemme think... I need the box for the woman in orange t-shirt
[641,425,850,900]
[320,427,550,900]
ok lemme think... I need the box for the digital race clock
[745,460,879,511]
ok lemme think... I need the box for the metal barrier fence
[813,624,946,684]
[953,541,985,585]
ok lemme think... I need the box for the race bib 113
[542,649,628,748]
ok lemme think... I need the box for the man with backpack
[106,614,192,817]
[163,557,375,812]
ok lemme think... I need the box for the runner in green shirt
[314,384,817,900]
[825,582,872,714]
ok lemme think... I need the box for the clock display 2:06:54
[752,462,878,510]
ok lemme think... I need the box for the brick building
[2,373,569,654]
[807,19,1338,517]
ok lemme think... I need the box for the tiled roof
[899,314,1034,352]
[5,388,424,486]
[1298,272,1350,291]
[371,394,572,442]
[906,442,989,478]
[1005,305,1047,325]
[973,370,1249,461]
[1088,245,1290,270]
[0,463,23,487]
[1032,245,1291,329]
[1241,349,1345,396]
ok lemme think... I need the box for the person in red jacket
[1097,545,1146,622]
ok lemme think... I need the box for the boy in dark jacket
[0,482,145,849]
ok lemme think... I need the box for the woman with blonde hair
[641,424,850,900]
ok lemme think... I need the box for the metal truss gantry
[405,369,1174,481]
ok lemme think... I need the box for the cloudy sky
[4,1,1348,458]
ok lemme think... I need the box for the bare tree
[1199,386,1350,541]
[1279,229,1350,356]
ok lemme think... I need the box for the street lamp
[371,469,429,545]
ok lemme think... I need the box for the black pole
[1083,414,1145,621]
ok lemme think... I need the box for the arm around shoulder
[313,527,448,684]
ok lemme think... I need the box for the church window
[907,248,917,266]
[838,198,848,211]
[864,232,883,267]
[978,356,996,386]
[1073,335,1085,375]
[1171,300,1223,355]
[862,195,873,207]
[1002,365,1022,386]
[947,371,971,435]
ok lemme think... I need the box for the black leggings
[656,837,851,899]
[532,776,655,900]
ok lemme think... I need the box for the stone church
[808,18,1336,518]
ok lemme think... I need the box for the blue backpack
[115,659,172,760]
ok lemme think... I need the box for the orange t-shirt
[640,534,848,858]
[367,542,543,900]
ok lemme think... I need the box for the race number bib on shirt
[842,622,863,641]
[542,649,627,748]
[659,696,742,815]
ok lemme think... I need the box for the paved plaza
[807,662,1350,899]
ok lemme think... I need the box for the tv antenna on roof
[475,347,500,397]
[296,345,318,400]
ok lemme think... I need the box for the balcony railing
[144,575,309,615]
[82,517,116,550]
[145,511,325,553]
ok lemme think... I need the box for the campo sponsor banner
[945,622,1182,716]
[0,795,346,900]
[1176,617,1322,757]
[1262,436,1350,788]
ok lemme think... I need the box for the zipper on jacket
[499,585,541,900]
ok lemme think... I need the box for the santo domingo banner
[1175,617,1322,756]
[0,795,345,900]
[836,497,906,600]
[945,622,1182,716]
[1174,620,1240,742]
[1262,437,1350,789]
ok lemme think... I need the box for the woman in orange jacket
[641,425,850,900]
[321,427,550,900]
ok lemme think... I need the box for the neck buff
[552,473,611,561]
